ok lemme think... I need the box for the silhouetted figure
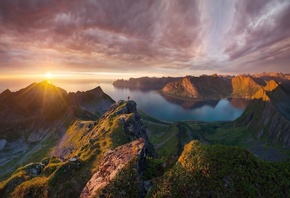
[128,96,130,100]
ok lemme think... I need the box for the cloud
[224,0,290,63]
[0,0,289,76]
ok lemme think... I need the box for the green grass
[150,140,290,197]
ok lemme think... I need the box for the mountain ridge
[235,80,290,147]
[1,77,290,197]
[0,81,115,182]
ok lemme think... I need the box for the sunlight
[45,72,53,79]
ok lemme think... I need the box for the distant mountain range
[0,75,290,197]
[113,76,182,89]
[113,72,290,100]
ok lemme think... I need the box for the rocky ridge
[236,80,290,147]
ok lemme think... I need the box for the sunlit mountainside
[0,72,290,197]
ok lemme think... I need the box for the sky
[1,0,290,80]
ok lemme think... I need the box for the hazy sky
[1,0,290,79]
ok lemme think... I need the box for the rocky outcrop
[80,138,146,198]
[102,100,156,157]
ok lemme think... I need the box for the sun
[45,72,52,79]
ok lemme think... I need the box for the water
[96,83,248,122]
[0,79,248,122]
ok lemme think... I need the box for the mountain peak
[252,88,270,101]
[88,86,103,93]
[252,80,280,101]
[264,80,279,91]
[0,89,12,96]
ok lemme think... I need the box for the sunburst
[45,72,53,79]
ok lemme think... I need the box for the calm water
[0,80,248,122]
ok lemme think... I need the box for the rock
[69,158,77,162]
[24,163,43,176]
[80,138,146,198]
[100,100,156,157]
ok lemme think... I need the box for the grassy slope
[150,140,290,197]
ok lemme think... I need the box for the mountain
[0,98,155,197]
[113,76,182,89]
[68,86,114,116]
[253,72,290,84]
[235,80,290,147]
[231,75,266,98]
[0,81,68,121]
[160,75,232,100]
[0,81,114,182]
[113,73,290,100]
[0,81,114,138]
[150,140,290,197]
[1,78,290,197]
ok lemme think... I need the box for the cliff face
[231,75,265,98]
[236,80,290,147]
[160,75,231,99]
[101,100,156,157]
[161,77,200,99]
